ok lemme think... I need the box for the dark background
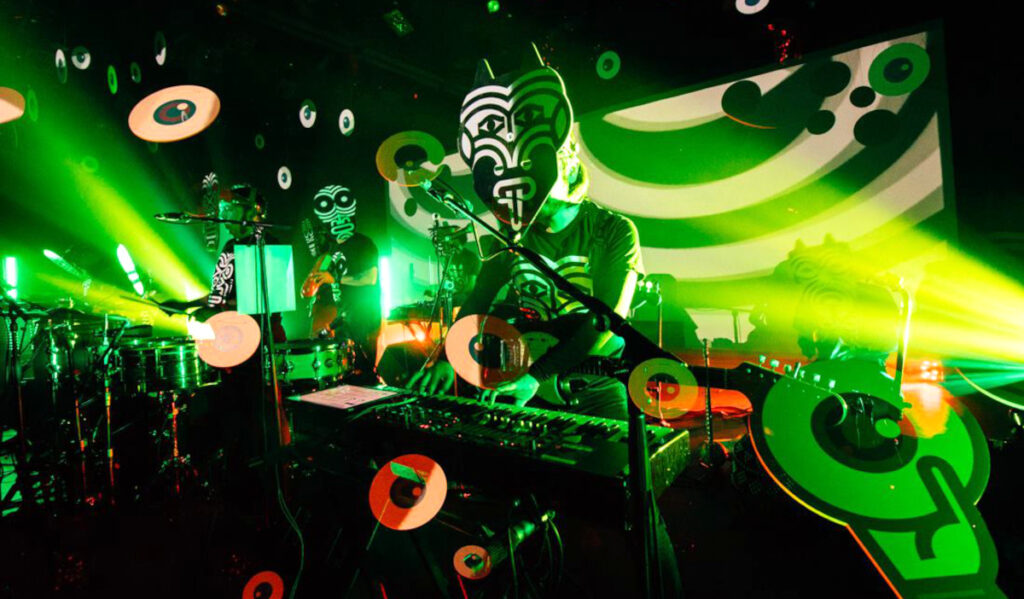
[1,0,1020,263]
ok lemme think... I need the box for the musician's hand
[301,271,335,298]
[407,360,455,395]
[480,374,539,407]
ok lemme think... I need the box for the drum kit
[274,339,352,389]
[0,290,356,511]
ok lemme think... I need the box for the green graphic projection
[384,28,955,312]
[749,359,1003,598]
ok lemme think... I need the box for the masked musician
[301,185,381,375]
[410,51,642,422]
[412,49,682,598]
[161,184,286,342]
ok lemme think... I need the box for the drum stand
[1,300,37,513]
[96,320,128,504]
[156,389,192,496]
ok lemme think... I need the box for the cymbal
[45,307,95,321]
[0,306,49,320]
[0,290,48,319]
[386,301,438,321]
[42,308,129,330]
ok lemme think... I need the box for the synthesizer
[286,386,690,520]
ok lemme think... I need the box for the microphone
[442,191,472,211]
[154,212,196,223]
[453,510,555,580]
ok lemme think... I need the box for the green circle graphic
[596,50,621,80]
[26,88,39,122]
[868,43,930,96]
[107,65,118,95]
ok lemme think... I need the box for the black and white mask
[313,184,357,243]
[458,49,573,232]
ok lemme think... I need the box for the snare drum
[274,340,350,388]
[119,337,219,393]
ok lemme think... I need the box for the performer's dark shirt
[315,232,382,355]
[464,200,644,381]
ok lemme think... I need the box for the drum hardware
[154,389,195,495]
[427,217,470,333]
[6,295,116,509]
[70,391,90,500]
[97,318,130,503]
[1,289,38,512]
[118,338,220,394]
[46,317,89,504]
[694,339,725,472]
[273,340,352,390]
[5,287,222,509]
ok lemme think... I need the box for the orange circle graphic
[241,570,283,599]
[445,315,530,389]
[626,358,700,420]
[453,545,493,580]
[368,454,447,531]
[195,311,261,368]
[128,85,221,143]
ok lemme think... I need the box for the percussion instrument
[118,337,219,394]
[274,339,351,389]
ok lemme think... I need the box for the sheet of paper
[294,384,399,410]
[235,244,296,314]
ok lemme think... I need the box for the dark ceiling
[1,0,1020,263]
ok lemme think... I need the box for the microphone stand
[418,177,678,599]
[155,213,293,454]
[159,211,308,594]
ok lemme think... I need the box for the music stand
[235,244,296,315]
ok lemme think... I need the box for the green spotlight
[380,256,392,318]
[116,244,145,297]
[43,248,90,280]
[2,256,16,300]
[487,0,500,13]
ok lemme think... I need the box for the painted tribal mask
[313,184,357,243]
[458,47,573,232]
